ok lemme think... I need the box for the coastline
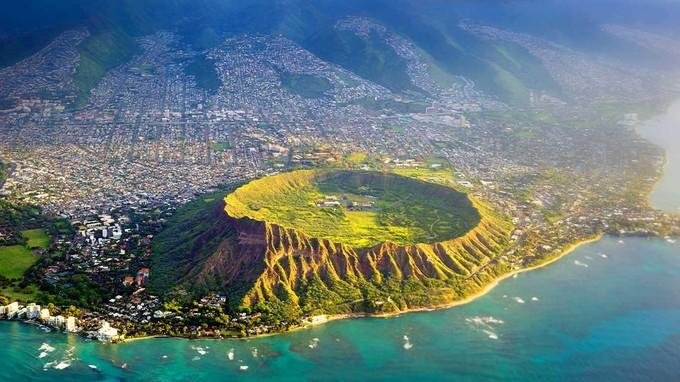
[17,102,676,345]
[106,97,680,344]
[10,105,673,345]
[635,110,669,210]
[309,234,604,327]
[634,97,680,212]
[117,234,604,344]
[647,153,668,210]
[300,99,680,331]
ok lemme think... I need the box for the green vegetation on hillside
[151,187,240,295]
[185,54,221,93]
[279,72,332,98]
[73,27,139,107]
[2,0,665,106]
[240,173,512,317]
[151,168,513,320]
[226,170,480,248]
[417,24,558,104]
[302,30,416,93]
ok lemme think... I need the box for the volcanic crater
[153,169,514,316]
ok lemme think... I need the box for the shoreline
[8,102,677,345]
[634,97,680,213]
[10,97,677,344]
[635,114,669,211]
[292,99,680,331]
[308,234,604,327]
[118,234,604,343]
[0,223,605,345]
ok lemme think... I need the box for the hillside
[3,0,677,105]
[152,170,513,319]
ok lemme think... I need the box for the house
[48,315,65,328]
[96,321,120,342]
[136,268,150,286]
[25,303,41,319]
[123,276,135,286]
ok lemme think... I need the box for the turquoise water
[0,236,678,381]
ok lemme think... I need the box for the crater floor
[225,169,481,248]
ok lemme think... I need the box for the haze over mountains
[2,0,680,107]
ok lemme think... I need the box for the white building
[112,224,123,240]
[65,316,77,332]
[25,303,41,319]
[48,315,65,329]
[4,302,19,318]
[96,320,120,342]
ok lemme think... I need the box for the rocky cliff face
[155,172,514,316]
[188,197,513,315]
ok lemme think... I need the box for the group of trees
[0,200,44,246]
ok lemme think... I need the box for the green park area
[0,245,37,279]
[21,228,50,249]
[0,228,48,279]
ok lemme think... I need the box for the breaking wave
[403,335,413,350]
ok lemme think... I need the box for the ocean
[1,236,678,381]
[1,101,679,381]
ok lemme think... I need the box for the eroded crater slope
[153,170,514,317]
